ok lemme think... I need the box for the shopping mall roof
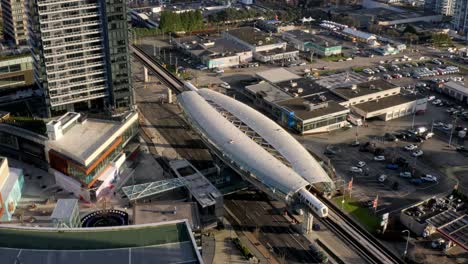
[0,220,202,264]
[48,112,138,166]
[178,88,333,196]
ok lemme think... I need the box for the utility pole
[402,230,410,259]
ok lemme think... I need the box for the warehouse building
[282,30,342,56]
[439,81,468,104]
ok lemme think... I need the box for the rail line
[318,195,404,264]
[131,44,185,94]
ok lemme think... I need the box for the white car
[378,174,387,182]
[433,122,444,127]
[427,96,436,101]
[399,172,412,178]
[357,161,366,168]
[442,124,453,130]
[421,174,438,182]
[404,144,418,151]
[432,99,442,105]
[412,150,424,157]
[374,155,385,161]
[220,82,231,89]
[350,167,363,173]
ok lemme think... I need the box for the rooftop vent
[297,88,303,94]
[290,82,297,88]
[351,84,357,90]
[319,95,327,102]
[258,40,263,45]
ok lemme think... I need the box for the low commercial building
[439,81,468,104]
[332,80,427,121]
[47,112,139,199]
[400,196,467,251]
[174,35,252,68]
[342,28,377,43]
[0,157,24,221]
[282,30,342,56]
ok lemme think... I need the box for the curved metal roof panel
[197,89,333,186]
[178,90,309,196]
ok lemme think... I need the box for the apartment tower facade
[27,0,134,117]
[1,0,29,45]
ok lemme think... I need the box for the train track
[131,44,185,94]
[318,196,404,264]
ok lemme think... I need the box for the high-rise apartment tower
[27,0,134,116]
[2,0,29,45]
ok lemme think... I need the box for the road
[224,191,321,264]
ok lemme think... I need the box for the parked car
[350,140,360,147]
[384,133,398,142]
[386,164,399,170]
[400,171,412,178]
[357,161,366,168]
[374,155,385,161]
[432,99,442,105]
[442,124,453,130]
[421,174,438,182]
[378,174,387,182]
[220,82,231,89]
[412,150,424,157]
[427,96,436,101]
[350,167,363,173]
[410,178,423,185]
[404,144,418,151]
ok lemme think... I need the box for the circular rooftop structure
[81,209,129,228]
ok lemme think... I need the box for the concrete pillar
[143,67,149,83]
[167,88,173,104]
[302,209,314,234]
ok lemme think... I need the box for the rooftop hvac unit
[369,84,376,90]
[290,82,297,88]
[258,40,263,45]
[351,84,357,90]
[319,95,327,102]
[297,88,303,93]
[293,93,299,97]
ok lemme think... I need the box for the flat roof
[256,68,301,83]
[245,82,292,103]
[226,27,281,46]
[276,78,329,98]
[444,81,468,95]
[50,199,78,220]
[134,202,200,230]
[277,98,349,121]
[0,220,201,264]
[284,30,340,47]
[314,72,369,89]
[333,79,398,99]
[349,7,439,21]
[255,46,298,56]
[437,213,468,251]
[169,159,221,208]
[352,94,419,113]
[48,113,138,166]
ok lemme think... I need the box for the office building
[1,0,28,45]
[425,0,456,16]
[453,0,468,36]
[27,0,134,117]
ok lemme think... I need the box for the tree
[431,33,452,47]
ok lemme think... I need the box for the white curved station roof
[178,88,333,196]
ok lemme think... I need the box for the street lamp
[402,230,410,259]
